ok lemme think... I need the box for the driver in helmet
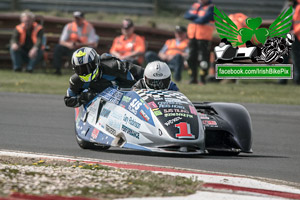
[64,47,144,107]
[132,61,179,91]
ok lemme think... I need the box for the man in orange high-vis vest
[184,0,214,84]
[52,11,99,75]
[292,0,300,84]
[110,19,146,65]
[229,13,248,47]
[10,11,44,72]
[145,26,189,82]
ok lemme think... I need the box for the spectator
[291,0,300,84]
[229,13,248,47]
[110,19,146,65]
[184,0,214,84]
[52,11,99,75]
[145,26,189,82]
[10,11,44,73]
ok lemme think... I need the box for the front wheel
[75,135,110,150]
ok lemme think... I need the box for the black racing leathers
[64,53,144,107]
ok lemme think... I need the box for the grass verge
[0,69,299,105]
[0,156,203,200]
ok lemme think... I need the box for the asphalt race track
[0,92,300,183]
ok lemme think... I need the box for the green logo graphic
[214,6,293,46]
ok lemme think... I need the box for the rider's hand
[79,91,96,104]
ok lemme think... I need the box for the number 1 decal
[175,122,195,139]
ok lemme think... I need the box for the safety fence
[1,0,284,19]
[158,0,284,19]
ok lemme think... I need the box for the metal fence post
[153,0,158,16]
[11,0,19,10]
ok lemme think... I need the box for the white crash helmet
[144,61,171,90]
[71,47,100,82]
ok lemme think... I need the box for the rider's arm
[64,74,99,108]
[100,53,144,81]
[131,79,146,90]
[64,75,83,107]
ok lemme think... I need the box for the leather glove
[79,90,97,104]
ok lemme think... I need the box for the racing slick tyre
[75,135,110,150]
[207,150,240,156]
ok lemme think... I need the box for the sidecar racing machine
[74,87,252,155]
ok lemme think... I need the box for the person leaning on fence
[144,26,189,82]
[184,0,214,85]
[10,11,44,73]
[52,11,99,75]
[109,19,146,65]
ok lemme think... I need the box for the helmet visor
[145,76,171,90]
[73,61,97,76]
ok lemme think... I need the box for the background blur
[0,0,284,19]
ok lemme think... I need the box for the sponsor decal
[152,108,163,116]
[163,109,189,114]
[189,105,198,115]
[164,113,193,118]
[123,114,141,129]
[175,122,195,139]
[164,98,188,104]
[110,111,123,120]
[121,96,132,103]
[164,117,182,126]
[128,98,142,115]
[199,113,210,119]
[154,97,164,101]
[202,120,218,127]
[121,124,140,139]
[107,119,121,130]
[91,128,100,140]
[153,72,163,77]
[157,102,185,109]
[148,101,158,109]
[139,110,150,122]
[100,108,111,118]
[106,125,117,136]
[139,99,149,110]
[101,88,123,104]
